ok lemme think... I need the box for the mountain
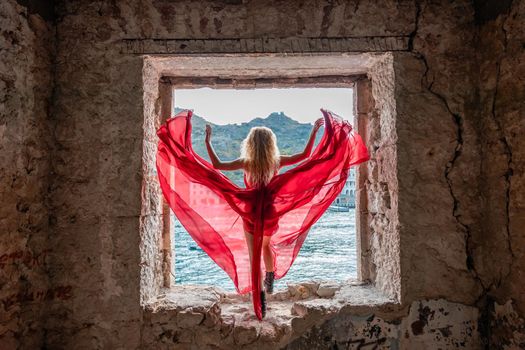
[174,108,322,186]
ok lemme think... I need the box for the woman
[156,109,369,320]
[204,118,324,316]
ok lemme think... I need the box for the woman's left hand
[313,118,324,132]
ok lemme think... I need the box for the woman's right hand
[205,124,212,143]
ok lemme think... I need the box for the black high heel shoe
[264,271,275,294]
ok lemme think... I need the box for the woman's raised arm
[280,118,323,167]
[205,124,244,171]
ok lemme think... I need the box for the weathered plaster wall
[46,0,488,348]
[287,299,480,349]
[46,1,145,347]
[0,1,54,348]
[397,1,484,305]
[1,0,524,349]
[477,1,525,347]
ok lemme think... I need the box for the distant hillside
[174,107,322,186]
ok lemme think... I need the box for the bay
[172,209,357,292]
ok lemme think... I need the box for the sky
[173,88,354,125]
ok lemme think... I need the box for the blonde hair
[241,126,280,187]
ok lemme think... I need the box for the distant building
[333,168,356,208]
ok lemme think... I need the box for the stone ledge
[143,282,397,347]
[145,285,221,313]
[142,289,481,349]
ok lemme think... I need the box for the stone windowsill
[144,280,397,339]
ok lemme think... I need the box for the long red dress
[156,109,369,320]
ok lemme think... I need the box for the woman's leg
[244,231,262,288]
[262,236,275,294]
[244,231,253,265]
[244,231,267,317]
[262,236,274,272]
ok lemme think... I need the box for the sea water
[172,210,357,291]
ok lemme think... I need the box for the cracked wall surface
[477,0,525,347]
[0,1,54,348]
[1,0,524,349]
[397,1,485,304]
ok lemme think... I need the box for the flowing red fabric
[156,109,369,320]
